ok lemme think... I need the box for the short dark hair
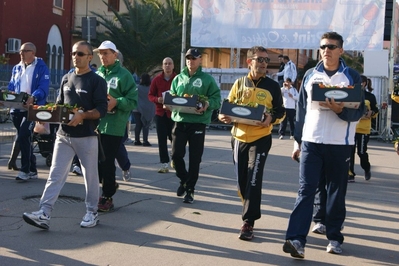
[74,41,93,55]
[140,73,151,86]
[278,54,284,58]
[320,32,344,48]
[247,46,267,59]
[283,56,290,61]
[285,78,292,82]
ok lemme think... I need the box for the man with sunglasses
[7,42,49,181]
[95,40,137,212]
[23,41,108,229]
[218,46,285,241]
[170,48,221,204]
[283,32,365,258]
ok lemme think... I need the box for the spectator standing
[276,55,297,84]
[7,42,49,181]
[148,57,177,173]
[277,55,285,87]
[218,46,285,241]
[132,73,155,146]
[348,75,379,182]
[283,32,365,258]
[278,78,298,140]
[170,48,221,204]
[95,40,137,212]
[23,40,108,229]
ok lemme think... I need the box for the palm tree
[92,0,191,75]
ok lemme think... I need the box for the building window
[53,0,63,9]
[108,0,120,11]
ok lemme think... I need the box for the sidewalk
[0,129,398,266]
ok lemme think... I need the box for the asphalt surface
[0,125,398,266]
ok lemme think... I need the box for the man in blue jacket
[283,32,365,258]
[7,42,49,181]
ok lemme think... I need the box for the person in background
[170,48,221,204]
[90,63,97,71]
[7,42,49,181]
[218,46,285,241]
[95,40,137,212]
[133,73,155,146]
[275,55,297,85]
[348,75,379,182]
[283,31,365,258]
[22,40,108,229]
[278,78,298,140]
[277,55,285,87]
[148,57,177,173]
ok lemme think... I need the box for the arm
[293,69,311,144]
[30,63,50,104]
[114,74,138,112]
[148,77,162,104]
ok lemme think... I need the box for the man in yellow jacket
[348,75,379,182]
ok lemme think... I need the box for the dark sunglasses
[252,57,270,63]
[186,56,197,60]
[320,44,339,50]
[71,51,91,57]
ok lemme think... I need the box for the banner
[190,0,386,50]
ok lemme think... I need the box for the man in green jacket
[170,48,221,204]
[95,40,137,212]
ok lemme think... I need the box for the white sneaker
[23,210,50,230]
[290,136,294,140]
[72,165,82,176]
[279,135,284,140]
[16,171,29,181]
[312,223,326,234]
[29,172,38,179]
[326,240,342,254]
[122,170,131,181]
[124,138,133,144]
[158,163,169,173]
[80,211,99,228]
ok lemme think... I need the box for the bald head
[162,57,174,76]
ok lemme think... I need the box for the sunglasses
[186,56,198,60]
[252,57,270,63]
[320,44,339,50]
[71,51,91,57]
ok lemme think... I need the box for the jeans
[155,113,174,163]
[11,111,36,173]
[278,108,296,137]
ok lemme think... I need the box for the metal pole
[385,7,397,141]
[180,0,187,71]
[86,0,90,43]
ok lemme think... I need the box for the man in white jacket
[278,78,298,140]
[283,31,365,259]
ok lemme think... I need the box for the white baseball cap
[94,40,117,52]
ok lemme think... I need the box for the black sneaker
[183,190,194,203]
[239,222,254,241]
[348,174,355,183]
[365,171,371,181]
[177,184,185,197]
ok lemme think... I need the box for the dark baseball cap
[185,48,201,59]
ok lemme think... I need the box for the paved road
[0,128,398,266]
